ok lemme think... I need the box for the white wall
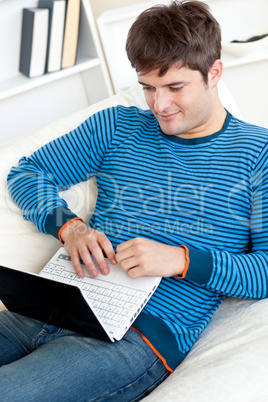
[90,0,146,19]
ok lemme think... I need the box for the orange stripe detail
[58,217,84,244]
[175,244,190,279]
[131,327,173,373]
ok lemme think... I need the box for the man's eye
[142,86,154,92]
[170,87,183,92]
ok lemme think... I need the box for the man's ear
[208,59,223,88]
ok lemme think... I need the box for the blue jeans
[0,311,169,401]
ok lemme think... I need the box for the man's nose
[154,90,172,113]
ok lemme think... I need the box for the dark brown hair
[126,0,222,83]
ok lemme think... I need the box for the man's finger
[79,246,99,277]
[70,248,86,278]
[89,244,110,275]
[96,232,117,266]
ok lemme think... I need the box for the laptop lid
[0,265,111,341]
[0,248,161,341]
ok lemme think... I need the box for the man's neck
[177,103,227,140]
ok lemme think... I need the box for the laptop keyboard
[41,263,146,328]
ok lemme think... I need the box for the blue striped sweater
[7,106,268,371]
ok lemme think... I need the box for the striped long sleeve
[7,108,118,237]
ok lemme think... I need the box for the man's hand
[60,220,117,278]
[116,237,186,278]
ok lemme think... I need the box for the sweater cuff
[184,247,213,284]
[175,245,190,279]
[44,206,79,240]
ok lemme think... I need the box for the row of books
[19,0,81,78]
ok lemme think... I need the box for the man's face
[138,65,217,139]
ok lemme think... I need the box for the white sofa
[1,84,268,402]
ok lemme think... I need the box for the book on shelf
[61,0,81,69]
[19,8,49,78]
[38,0,66,73]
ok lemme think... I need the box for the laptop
[0,247,161,342]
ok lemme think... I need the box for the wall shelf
[0,57,101,101]
[0,0,113,143]
[222,52,268,69]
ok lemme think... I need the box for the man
[1,1,268,400]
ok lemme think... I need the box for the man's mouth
[157,112,180,121]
